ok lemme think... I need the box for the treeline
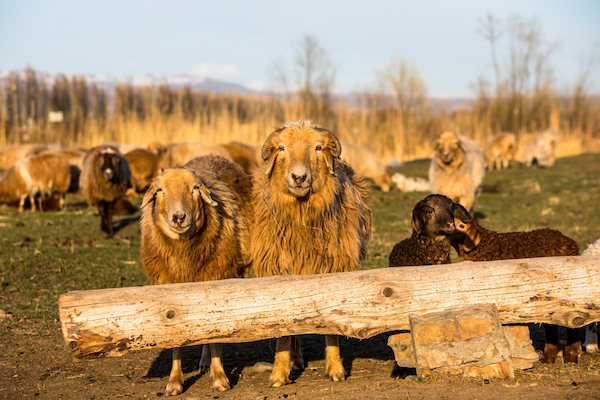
[0,66,598,162]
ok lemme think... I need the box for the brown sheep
[0,152,71,212]
[484,132,517,170]
[80,145,132,238]
[124,148,161,193]
[0,143,56,169]
[388,194,455,267]
[222,141,260,175]
[141,154,252,395]
[43,147,87,192]
[340,140,391,192]
[252,120,372,387]
[450,203,581,364]
[429,132,485,213]
[162,142,234,168]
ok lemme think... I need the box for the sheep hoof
[541,343,558,364]
[165,381,183,396]
[211,376,231,391]
[325,365,346,382]
[268,371,290,388]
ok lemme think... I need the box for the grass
[0,153,599,327]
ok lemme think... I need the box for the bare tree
[378,57,427,130]
[477,14,503,90]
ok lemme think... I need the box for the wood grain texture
[59,256,600,358]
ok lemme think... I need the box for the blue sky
[1,0,598,97]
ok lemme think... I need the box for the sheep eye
[278,145,285,151]
[193,185,200,191]
[155,188,162,193]
[427,209,434,214]
[316,145,323,151]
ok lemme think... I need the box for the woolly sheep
[222,141,260,175]
[340,140,391,192]
[252,120,372,387]
[124,148,161,193]
[429,132,485,213]
[162,142,234,168]
[484,132,517,170]
[80,145,132,238]
[450,203,581,364]
[519,129,559,168]
[141,154,252,395]
[389,194,456,267]
[391,173,431,192]
[0,152,71,212]
[0,143,61,169]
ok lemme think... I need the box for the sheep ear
[320,129,341,175]
[198,183,218,207]
[411,201,425,236]
[261,128,282,175]
[434,139,441,150]
[141,184,156,209]
[461,228,481,252]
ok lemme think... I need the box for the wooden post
[59,256,600,358]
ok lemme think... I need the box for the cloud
[246,79,267,92]
[190,61,240,78]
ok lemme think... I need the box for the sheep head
[141,167,217,240]
[412,194,455,240]
[435,132,464,167]
[261,120,341,200]
[450,202,481,252]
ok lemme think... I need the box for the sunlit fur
[251,120,372,387]
[222,141,260,175]
[124,148,161,193]
[140,155,252,395]
[0,152,71,212]
[450,202,581,365]
[340,140,391,192]
[484,132,517,170]
[429,132,485,213]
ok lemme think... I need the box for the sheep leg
[208,343,230,391]
[199,344,210,375]
[584,323,599,353]
[290,335,304,372]
[564,328,581,364]
[268,336,292,388]
[325,334,345,382]
[166,347,184,396]
[98,200,115,238]
[542,324,559,363]
[18,194,27,213]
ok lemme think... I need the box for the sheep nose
[172,211,186,226]
[447,221,455,230]
[292,172,307,184]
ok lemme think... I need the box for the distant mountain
[0,69,257,95]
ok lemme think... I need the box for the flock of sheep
[0,121,596,395]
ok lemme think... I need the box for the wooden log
[59,255,600,358]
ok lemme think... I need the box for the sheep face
[450,202,481,252]
[142,168,217,240]
[261,120,341,199]
[435,132,464,167]
[412,194,455,239]
[97,148,123,182]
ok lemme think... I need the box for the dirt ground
[1,319,599,400]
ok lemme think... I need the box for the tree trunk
[59,256,600,358]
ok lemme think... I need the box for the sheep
[0,143,55,169]
[582,238,600,354]
[390,173,431,192]
[124,148,161,193]
[484,132,517,170]
[0,152,71,212]
[519,129,559,168]
[80,145,132,238]
[450,203,581,364]
[429,132,485,213]
[340,140,391,192]
[252,120,372,388]
[221,141,260,175]
[43,147,87,192]
[388,194,456,267]
[140,154,253,395]
[162,142,234,168]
